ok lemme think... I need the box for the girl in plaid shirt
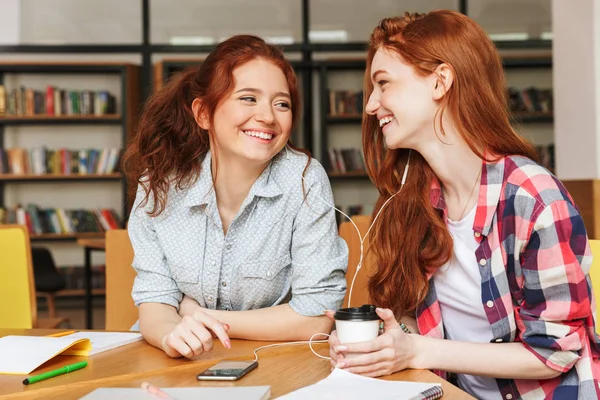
[327,10,600,400]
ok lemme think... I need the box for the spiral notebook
[278,368,443,400]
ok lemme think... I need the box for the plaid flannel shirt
[416,155,600,399]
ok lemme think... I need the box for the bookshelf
[0,62,141,242]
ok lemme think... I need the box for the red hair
[363,11,538,316]
[123,35,304,216]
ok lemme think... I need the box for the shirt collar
[182,150,284,208]
[430,155,506,237]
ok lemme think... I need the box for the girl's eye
[275,101,291,110]
[377,80,388,87]
[240,96,256,103]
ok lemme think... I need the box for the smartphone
[196,360,258,381]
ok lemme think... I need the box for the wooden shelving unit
[0,62,141,241]
[0,173,122,182]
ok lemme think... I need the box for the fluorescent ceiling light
[264,36,295,45]
[170,36,215,45]
[488,32,529,41]
[309,30,348,42]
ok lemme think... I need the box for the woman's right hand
[324,310,344,368]
[161,310,231,359]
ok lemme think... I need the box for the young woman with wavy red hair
[123,35,347,359]
[327,10,600,399]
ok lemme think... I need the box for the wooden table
[0,329,474,399]
[76,238,106,329]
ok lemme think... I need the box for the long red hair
[363,11,538,316]
[123,35,304,216]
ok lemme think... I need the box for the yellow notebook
[0,335,92,374]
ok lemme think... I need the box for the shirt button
[226,244,232,250]
[506,394,513,400]
[207,296,213,301]
[479,259,487,266]
[222,281,227,287]
[486,300,494,308]
[474,232,481,237]
[211,260,216,266]
[266,271,272,277]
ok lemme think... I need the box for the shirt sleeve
[129,186,183,309]
[516,199,594,372]
[288,162,349,316]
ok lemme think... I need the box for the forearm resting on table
[415,336,562,380]
[179,296,333,341]
[139,302,181,350]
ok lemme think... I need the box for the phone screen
[196,360,258,381]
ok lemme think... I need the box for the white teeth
[379,116,395,127]
[243,130,273,140]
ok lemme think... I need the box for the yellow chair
[339,216,375,308]
[105,229,138,331]
[588,240,600,334]
[0,225,67,329]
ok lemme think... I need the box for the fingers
[342,361,393,377]
[324,310,335,321]
[335,347,394,369]
[193,311,231,349]
[376,308,400,332]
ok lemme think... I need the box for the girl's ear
[192,98,210,130]
[432,63,454,101]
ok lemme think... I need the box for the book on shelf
[0,147,122,176]
[0,204,122,236]
[328,147,366,174]
[0,84,117,117]
[328,89,364,116]
[335,204,371,225]
[508,86,553,113]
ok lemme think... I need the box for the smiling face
[365,48,439,150]
[206,58,293,165]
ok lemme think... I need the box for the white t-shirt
[433,206,503,400]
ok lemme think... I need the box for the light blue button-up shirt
[129,147,348,317]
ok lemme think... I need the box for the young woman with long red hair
[327,10,600,399]
[123,35,347,359]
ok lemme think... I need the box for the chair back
[0,225,37,328]
[588,239,600,334]
[105,229,138,330]
[339,216,376,308]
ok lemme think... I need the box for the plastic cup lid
[334,304,380,321]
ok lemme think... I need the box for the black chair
[31,247,67,319]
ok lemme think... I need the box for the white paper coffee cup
[334,304,381,358]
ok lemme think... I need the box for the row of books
[328,90,364,116]
[508,87,553,113]
[0,85,117,117]
[1,205,122,235]
[0,147,121,176]
[328,147,366,173]
[57,265,106,291]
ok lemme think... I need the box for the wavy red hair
[123,35,304,216]
[363,11,538,316]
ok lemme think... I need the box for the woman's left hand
[332,308,418,377]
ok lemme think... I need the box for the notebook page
[62,332,143,356]
[278,368,443,400]
[0,336,90,374]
